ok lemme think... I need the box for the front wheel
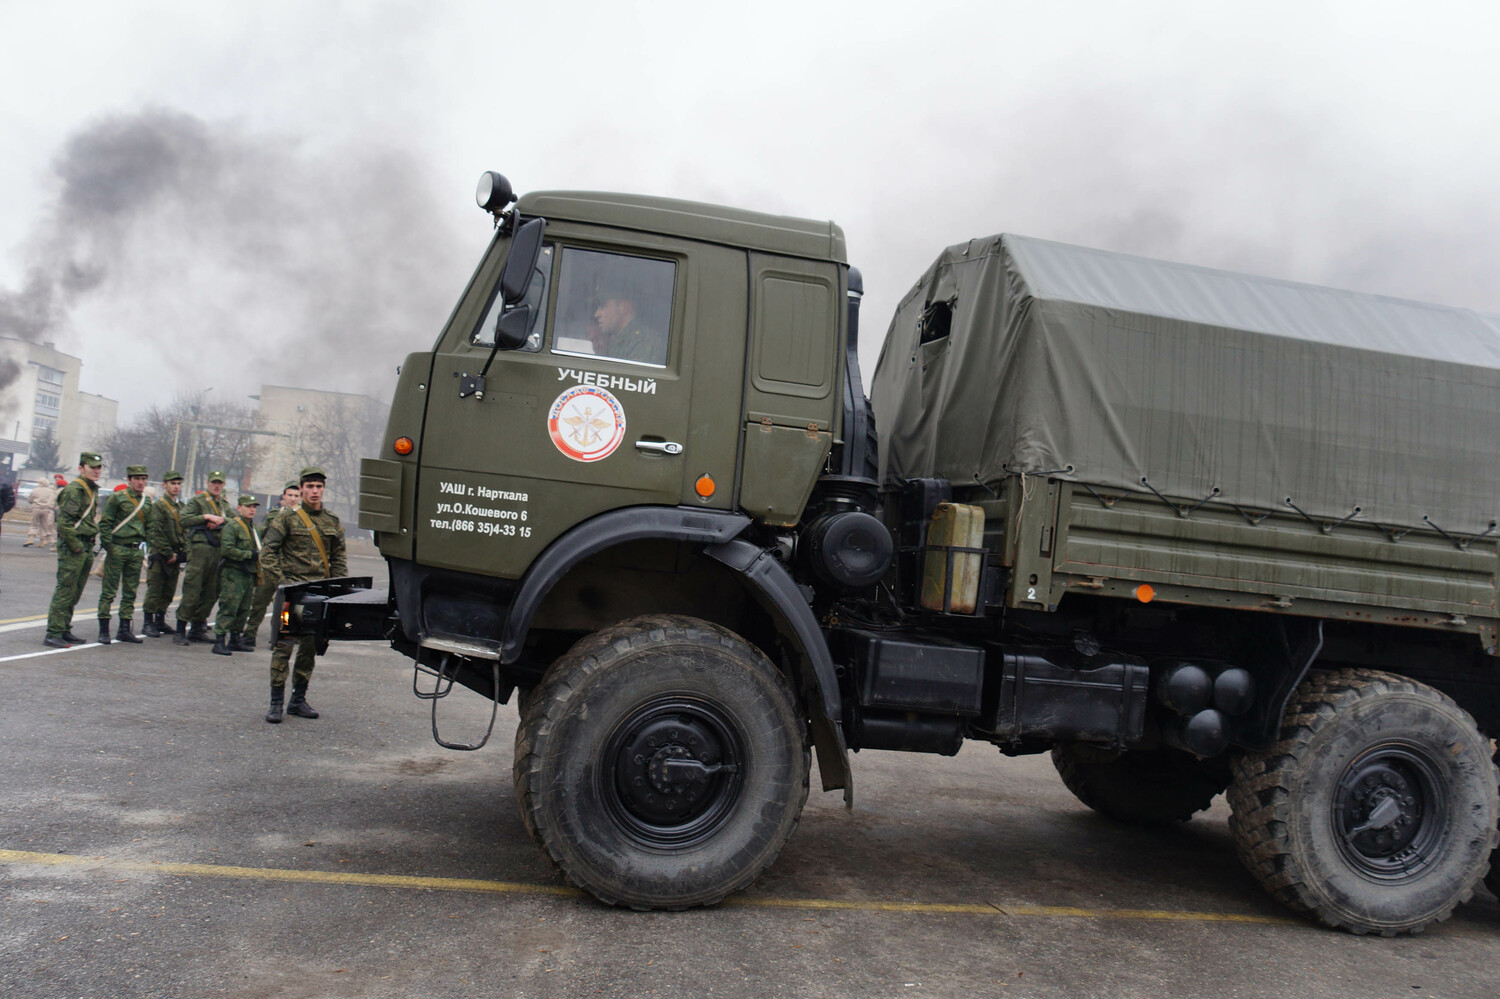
[1227,668,1498,935]
[513,615,810,909]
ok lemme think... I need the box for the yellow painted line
[0,613,47,624]
[0,848,1296,925]
[0,849,579,897]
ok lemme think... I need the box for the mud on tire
[512,615,810,909]
[1227,668,1498,935]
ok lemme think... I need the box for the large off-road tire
[1051,743,1231,824]
[512,615,810,909]
[1485,749,1500,901]
[1227,668,1498,935]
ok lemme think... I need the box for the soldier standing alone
[175,470,229,645]
[260,466,345,723]
[241,480,299,650]
[25,478,57,549]
[96,465,150,644]
[44,452,103,648]
[142,470,186,637]
[213,495,262,655]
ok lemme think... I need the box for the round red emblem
[548,385,627,462]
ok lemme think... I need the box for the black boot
[211,632,233,656]
[287,683,319,719]
[97,620,112,645]
[239,629,257,651]
[116,619,143,644]
[142,613,161,638]
[188,622,213,644]
[265,684,285,724]
[230,632,255,652]
[172,619,191,647]
[62,629,86,643]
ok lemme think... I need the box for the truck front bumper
[272,576,394,650]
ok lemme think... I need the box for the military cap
[162,470,184,482]
[79,451,103,467]
[208,470,226,483]
[298,466,327,483]
[126,464,148,476]
[283,480,301,492]
[238,494,261,506]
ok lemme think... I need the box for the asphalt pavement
[1,527,1499,998]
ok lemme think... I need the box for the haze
[2,1,1498,418]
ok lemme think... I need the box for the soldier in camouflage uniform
[240,480,299,650]
[174,470,229,645]
[212,495,261,656]
[260,466,345,723]
[142,470,186,637]
[44,452,103,648]
[96,465,150,644]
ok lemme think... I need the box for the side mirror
[500,218,546,305]
[494,304,532,351]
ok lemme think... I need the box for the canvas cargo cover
[871,234,1500,534]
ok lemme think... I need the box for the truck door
[413,236,745,581]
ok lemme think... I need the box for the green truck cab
[287,172,1500,934]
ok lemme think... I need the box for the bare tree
[109,394,258,489]
[279,394,386,522]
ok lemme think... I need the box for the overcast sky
[2,0,1499,420]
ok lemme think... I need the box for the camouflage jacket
[181,491,228,546]
[99,488,150,546]
[55,478,100,553]
[146,495,185,555]
[261,506,291,538]
[221,515,261,568]
[261,505,346,584]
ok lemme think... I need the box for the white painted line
[0,643,103,662]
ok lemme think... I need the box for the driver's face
[593,297,631,336]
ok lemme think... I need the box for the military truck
[282,171,1500,935]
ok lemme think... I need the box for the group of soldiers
[43,452,348,723]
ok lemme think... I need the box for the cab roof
[516,190,846,264]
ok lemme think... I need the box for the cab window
[551,248,674,367]
[471,244,554,352]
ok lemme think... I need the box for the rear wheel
[513,615,809,909]
[1051,743,1231,824]
[1227,668,1498,935]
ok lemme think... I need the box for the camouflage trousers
[46,544,94,636]
[245,577,278,640]
[215,563,257,636]
[143,555,182,616]
[178,541,221,624]
[97,544,144,622]
[271,635,317,687]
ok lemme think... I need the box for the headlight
[476,171,515,213]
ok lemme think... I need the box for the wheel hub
[604,698,745,848]
[1332,744,1446,883]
